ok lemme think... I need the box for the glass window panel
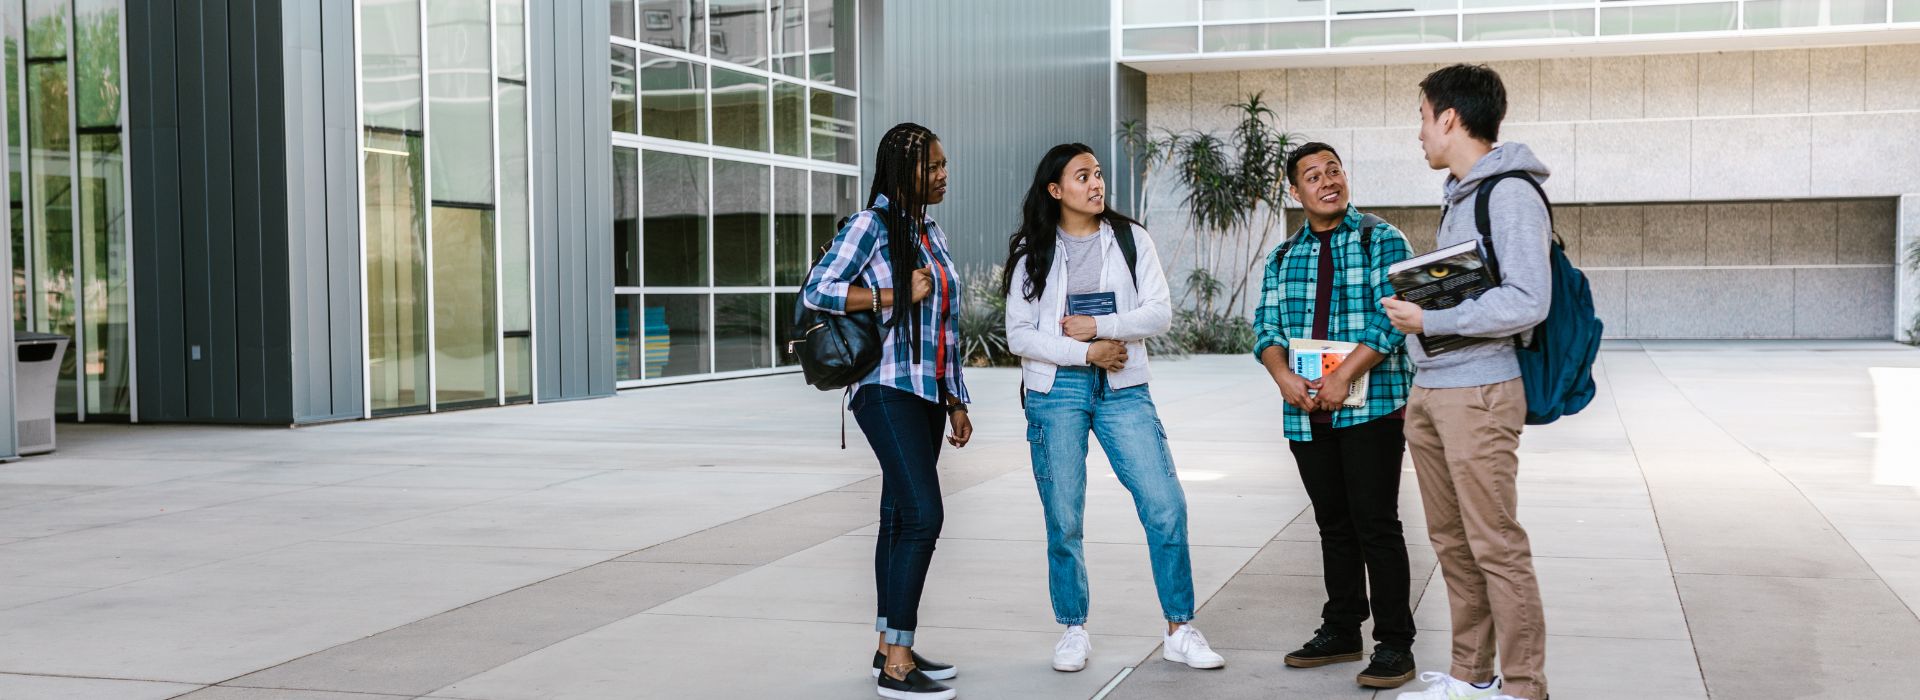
[773,79,806,157]
[1123,27,1199,56]
[363,0,428,414]
[26,60,74,414]
[774,167,808,286]
[1599,3,1737,34]
[712,68,769,151]
[809,89,856,164]
[363,131,430,414]
[1898,0,1920,22]
[1331,15,1457,47]
[1124,0,1199,24]
[642,293,712,378]
[498,87,530,328]
[78,133,126,416]
[498,79,532,401]
[1204,0,1325,20]
[1331,0,1455,14]
[1744,0,1885,28]
[1465,0,1589,8]
[25,0,66,59]
[710,0,769,69]
[615,293,643,380]
[428,0,493,205]
[503,335,531,401]
[774,291,799,366]
[1463,9,1594,41]
[810,171,857,254]
[7,2,25,331]
[714,160,769,286]
[432,206,499,407]
[771,0,805,78]
[613,45,638,133]
[809,0,856,88]
[499,0,527,80]
[715,293,771,371]
[643,151,709,286]
[639,0,706,54]
[615,147,640,287]
[73,0,119,129]
[640,50,707,143]
[612,0,636,40]
[363,0,424,133]
[1204,21,1325,52]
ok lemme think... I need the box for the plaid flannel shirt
[801,194,970,405]
[1251,204,1414,442]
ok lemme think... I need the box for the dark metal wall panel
[284,0,363,423]
[531,0,615,402]
[128,0,295,424]
[866,0,1115,270]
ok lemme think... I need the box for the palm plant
[1167,92,1296,318]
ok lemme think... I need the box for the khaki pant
[1406,378,1548,700]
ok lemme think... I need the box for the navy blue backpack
[1473,172,1604,426]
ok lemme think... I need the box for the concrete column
[1898,194,1920,343]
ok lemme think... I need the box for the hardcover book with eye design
[1388,240,1497,356]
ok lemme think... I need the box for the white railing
[1119,0,1918,58]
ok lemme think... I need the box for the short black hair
[1284,142,1341,186]
[1420,64,1507,143]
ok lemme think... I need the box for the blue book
[1067,292,1117,317]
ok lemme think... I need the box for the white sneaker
[1161,624,1226,669]
[1052,627,1091,672]
[1396,672,1502,699]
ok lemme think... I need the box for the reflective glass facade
[359,0,534,415]
[6,0,129,419]
[610,0,858,385]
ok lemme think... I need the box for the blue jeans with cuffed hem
[853,384,947,648]
[1025,366,1195,626]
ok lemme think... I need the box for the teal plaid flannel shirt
[1251,204,1415,442]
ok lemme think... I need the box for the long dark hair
[1001,143,1141,302]
[869,123,938,359]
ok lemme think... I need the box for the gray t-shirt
[1057,230,1104,299]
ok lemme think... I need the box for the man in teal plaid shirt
[1253,142,1420,689]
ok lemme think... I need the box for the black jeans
[1287,417,1416,650]
[851,384,948,647]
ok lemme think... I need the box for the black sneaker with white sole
[872,651,957,681]
[876,666,956,700]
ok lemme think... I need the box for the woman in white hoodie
[1001,143,1225,675]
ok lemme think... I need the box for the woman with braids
[1002,143,1226,675]
[801,123,971,700]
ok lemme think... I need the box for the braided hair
[868,123,939,361]
[1001,143,1141,302]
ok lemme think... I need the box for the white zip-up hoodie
[1005,220,1173,393]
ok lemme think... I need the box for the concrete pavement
[0,342,1915,699]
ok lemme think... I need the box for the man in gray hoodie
[1380,64,1552,700]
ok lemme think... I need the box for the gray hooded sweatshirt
[1408,142,1554,389]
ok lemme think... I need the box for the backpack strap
[1113,218,1140,291]
[1472,172,1553,284]
[1356,213,1385,270]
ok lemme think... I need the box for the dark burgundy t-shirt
[1310,229,1336,425]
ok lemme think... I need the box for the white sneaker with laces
[1491,695,1534,700]
[1396,672,1502,699]
[1161,624,1226,669]
[1053,627,1091,672]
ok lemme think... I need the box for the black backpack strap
[1356,213,1385,270]
[1472,172,1553,284]
[1113,218,1140,290]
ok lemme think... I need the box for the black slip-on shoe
[877,666,956,700]
[872,651,957,681]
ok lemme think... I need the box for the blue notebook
[1067,292,1117,317]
